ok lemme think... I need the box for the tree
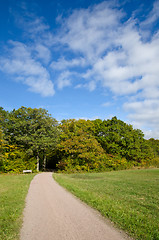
[56,119,105,171]
[95,117,153,164]
[56,118,130,172]
[0,110,5,171]
[59,119,95,139]
[0,125,3,171]
[2,143,36,173]
[56,132,105,171]
[148,138,159,157]
[2,107,60,171]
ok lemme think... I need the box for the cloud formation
[53,0,159,138]
[58,2,123,61]
[1,0,159,137]
[0,41,54,96]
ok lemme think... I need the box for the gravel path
[20,173,131,240]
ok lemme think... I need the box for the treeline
[0,106,159,173]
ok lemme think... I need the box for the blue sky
[0,0,159,139]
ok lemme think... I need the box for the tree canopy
[55,117,155,172]
[0,107,60,171]
[0,107,158,173]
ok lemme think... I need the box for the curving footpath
[20,173,131,240]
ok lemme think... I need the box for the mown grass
[0,173,36,240]
[54,169,159,240]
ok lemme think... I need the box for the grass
[0,173,36,240]
[54,169,159,240]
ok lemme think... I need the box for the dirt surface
[20,173,131,240]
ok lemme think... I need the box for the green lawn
[0,173,36,240]
[54,169,159,240]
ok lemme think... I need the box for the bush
[2,144,36,173]
[57,153,131,173]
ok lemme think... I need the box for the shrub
[2,144,36,173]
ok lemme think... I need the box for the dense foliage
[0,106,158,173]
[0,125,3,171]
[0,107,60,172]
[56,118,155,172]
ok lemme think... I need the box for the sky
[0,0,159,139]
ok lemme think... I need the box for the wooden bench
[23,170,32,173]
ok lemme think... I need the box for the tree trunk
[37,154,39,172]
[43,155,46,171]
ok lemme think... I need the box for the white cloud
[144,129,159,140]
[26,18,49,34]
[87,81,96,91]
[54,1,159,138]
[124,99,159,138]
[74,81,96,92]
[58,1,124,61]
[56,71,72,89]
[11,5,56,47]
[1,1,159,138]
[56,2,159,96]
[0,41,55,96]
[141,0,159,26]
[102,102,112,107]
[25,76,54,96]
[51,57,86,70]
[14,11,50,37]
[124,99,159,123]
[35,44,51,64]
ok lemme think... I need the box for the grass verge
[54,169,159,240]
[0,173,36,240]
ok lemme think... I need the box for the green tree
[0,125,3,171]
[59,119,95,139]
[56,118,130,172]
[148,138,159,157]
[56,132,105,171]
[56,119,105,171]
[2,107,60,171]
[0,109,6,171]
[2,143,36,173]
[95,117,153,164]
